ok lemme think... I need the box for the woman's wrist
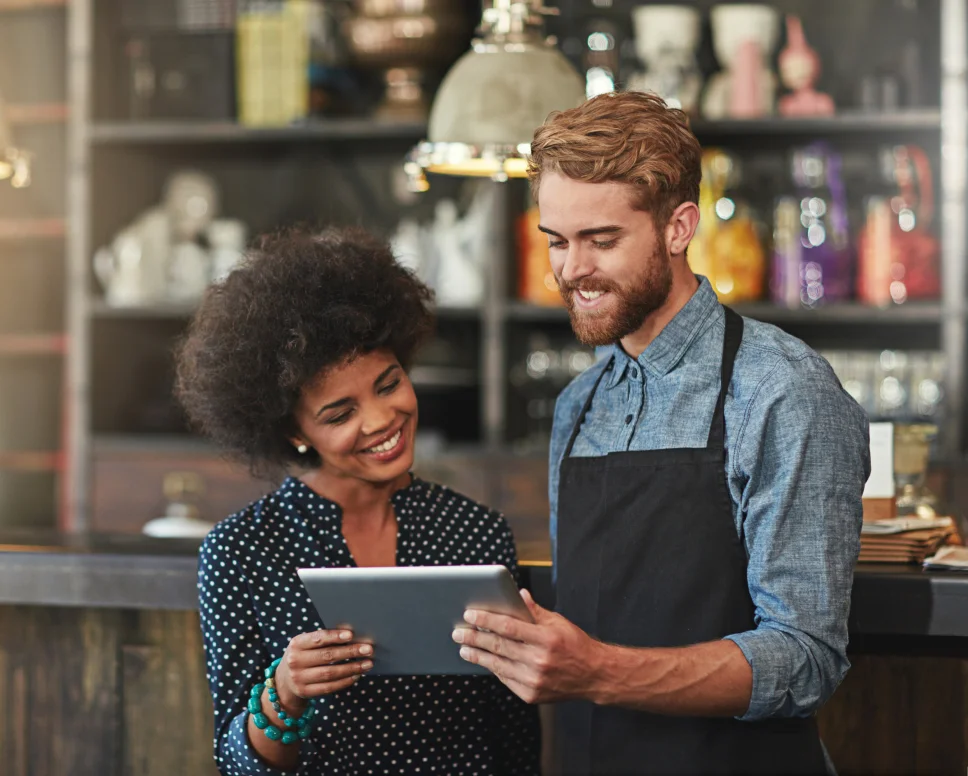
[272,659,310,715]
[267,683,309,718]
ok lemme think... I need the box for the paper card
[863,422,895,499]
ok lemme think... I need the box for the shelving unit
[62,0,968,530]
[0,0,69,528]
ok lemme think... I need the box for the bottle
[771,143,853,308]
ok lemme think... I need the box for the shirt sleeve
[724,354,870,721]
[198,527,321,775]
[485,510,543,775]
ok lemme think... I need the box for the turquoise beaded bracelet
[248,657,316,745]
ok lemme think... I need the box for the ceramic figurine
[626,5,703,114]
[778,15,835,117]
[703,4,780,120]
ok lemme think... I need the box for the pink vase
[730,39,763,117]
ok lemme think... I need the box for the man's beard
[558,242,673,347]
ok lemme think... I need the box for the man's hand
[452,589,607,704]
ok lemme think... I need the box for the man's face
[537,172,673,347]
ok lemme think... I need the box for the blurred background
[0,0,963,557]
[4,3,968,774]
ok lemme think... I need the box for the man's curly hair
[174,225,435,476]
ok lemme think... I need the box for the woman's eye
[379,379,401,395]
[326,411,352,425]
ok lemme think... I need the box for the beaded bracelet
[247,657,317,745]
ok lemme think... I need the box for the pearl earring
[296,444,308,454]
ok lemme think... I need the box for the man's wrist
[585,641,621,706]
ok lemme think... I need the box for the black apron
[554,307,827,775]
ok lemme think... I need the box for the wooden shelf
[0,451,62,472]
[409,366,478,389]
[0,218,66,241]
[0,333,66,355]
[690,110,941,138]
[0,0,65,9]
[91,299,481,320]
[7,102,69,126]
[90,301,198,319]
[733,301,944,324]
[91,119,428,145]
[505,301,944,325]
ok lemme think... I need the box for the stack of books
[859,516,956,564]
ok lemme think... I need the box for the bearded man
[453,91,871,776]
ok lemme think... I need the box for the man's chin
[568,312,621,348]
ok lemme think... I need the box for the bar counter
[1,530,967,774]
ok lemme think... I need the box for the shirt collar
[604,275,720,387]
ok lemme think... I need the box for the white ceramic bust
[702,4,780,119]
[626,5,703,113]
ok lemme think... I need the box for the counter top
[1,530,967,644]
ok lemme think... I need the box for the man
[452,91,870,774]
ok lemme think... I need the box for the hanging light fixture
[0,91,31,189]
[405,0,584,191]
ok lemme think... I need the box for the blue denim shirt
[549,276,870,722]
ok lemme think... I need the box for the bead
[281,731,299,745]
[271,702,281,712]
[264,665,274,679]
[298,727,311,740]
[252,713,270,729]
[296,718,308,729]
[263,725,283,742]
[271,657,282,669]
[265,677,275,689]
[250,683,265,697]
[268,689,278,701]
[247,697,261,714]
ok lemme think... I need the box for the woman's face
[291,349,418,485]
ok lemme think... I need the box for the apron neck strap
[706,307,744,451]
[563,355,614,458]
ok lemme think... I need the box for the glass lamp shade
[406,36,584,188]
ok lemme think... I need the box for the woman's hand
[274,628,374,713]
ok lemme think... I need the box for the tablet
[297,564,531,676]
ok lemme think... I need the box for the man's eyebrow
[537,225,624,238]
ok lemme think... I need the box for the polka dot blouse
[198,475,542,776]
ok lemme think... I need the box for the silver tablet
[297,564,531,676]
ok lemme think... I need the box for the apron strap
[563,355,614,458]
[706,307,744,451]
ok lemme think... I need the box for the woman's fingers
[304,675,361,697]
[288,628,354,651]
[299,658,374,688]
[288,642,372,671]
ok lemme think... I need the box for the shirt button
[631,368,638,379]
[625,414,633,425]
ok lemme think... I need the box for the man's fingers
[458,645,534,686]
[463,608,535,642]
[453,626,528,661]
[519,589,547,621]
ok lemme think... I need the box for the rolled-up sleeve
[724,354,870,721]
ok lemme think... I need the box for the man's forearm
[586,638,752,717]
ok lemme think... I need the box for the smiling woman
[174,226,541,776]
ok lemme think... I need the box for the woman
[177,226,541,776]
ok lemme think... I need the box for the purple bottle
[771,143,854,308]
